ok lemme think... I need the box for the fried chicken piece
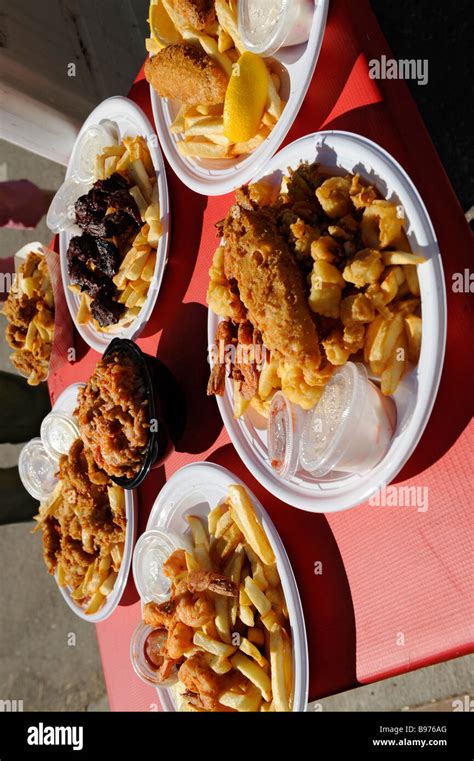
[144,43,228,106]
[173,0,216,32]
[224,205,321,384]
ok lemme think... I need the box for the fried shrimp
[143,599,177,629]
[175,592,215,628]
[144,43,228,106]
[178,653,224,703]
[174,570,238,597]
[166,618,195,660]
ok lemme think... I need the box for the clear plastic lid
[238,0,288,56]
[74,120,120,184]
[133,529,192,603]
[18,438,58,501]
[238,0,314,57]
[267,391,306,479]
[40,411,80,462]
[46,177,88,234]
[300,363,368,477]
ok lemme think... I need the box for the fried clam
[144,43,228,106]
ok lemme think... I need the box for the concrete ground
[0,3,471,713]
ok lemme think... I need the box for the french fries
[140,484,293,712]
[227,485,276,565]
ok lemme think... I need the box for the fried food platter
[134,462,308,712]
[207,130,447,512]
[38,382,137,623]
[148,0,329,195]
[60,96,170,353]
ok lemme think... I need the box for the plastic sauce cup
[267,391,307,479]
[40,411,80,462]
[46,177,89,235]
[133,528,192,603]
[238,0,315,58]
[300,363,396,478]
[18,438,58,501]
[130,621,178,688]
[74,120,120,184]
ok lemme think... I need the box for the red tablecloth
[48,0,474,709]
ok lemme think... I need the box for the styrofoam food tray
[149,0,329,195]
[60,96,170,354]
[136,462,309,712]
[50,382,137,622]
[208,130,447,513]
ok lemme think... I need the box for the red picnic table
[48,0,474,709]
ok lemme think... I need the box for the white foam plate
[50,382,137,622]
[149,0,329,195]
[208,130,447,513]
[139,462,309,712]
[60,96,170,354]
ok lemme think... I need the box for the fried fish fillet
[173,0,217,32]
[224,205,321,381]
[144,43,228,105]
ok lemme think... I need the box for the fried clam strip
[223,205,321,385]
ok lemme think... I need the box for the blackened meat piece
[67,234,97,266]
[90,297,125,327]
[108,189,142,226]
[95,239,120,277]
[94,173,129,193]
[74,173,140,235]
[80,210,137,238]
[69,260,113,299]
[103,210,138,236]
[67,235,119,278]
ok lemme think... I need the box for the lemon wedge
[224,52,269,144]
[148,1,180,47]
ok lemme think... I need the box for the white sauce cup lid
[18,438,58,502]
[133,528,192,603]
[40,411,80,462]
